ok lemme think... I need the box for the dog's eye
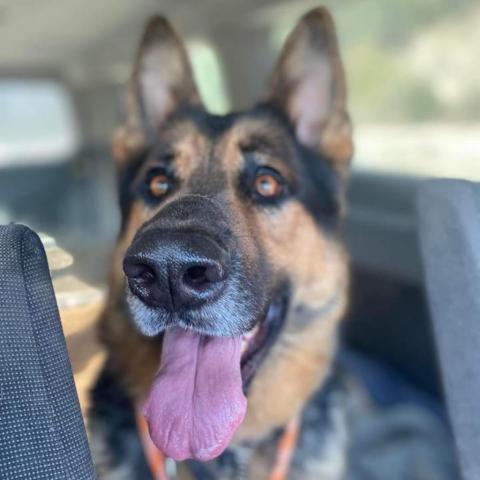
[254,169,284,199]
[149,174,171,198]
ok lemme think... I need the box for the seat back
[418,179,480,480]
[0,224,95,480]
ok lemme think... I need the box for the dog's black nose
[123,231,229,310]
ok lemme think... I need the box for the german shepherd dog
[90,6,353,479]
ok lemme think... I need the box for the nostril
[183,265,209,289]
[183,264,224,289]
[136,266,156,285]
[204,264,223,283]
[124,261,156,285]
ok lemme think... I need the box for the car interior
[1,1,479,479]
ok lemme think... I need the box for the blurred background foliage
[269,0,479,124]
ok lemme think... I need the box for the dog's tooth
[244,324,259,341]
[241,324,260,356]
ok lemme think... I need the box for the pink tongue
[143,327,247,461]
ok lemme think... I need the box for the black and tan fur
[90,7,353,479]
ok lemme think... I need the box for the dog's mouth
[240,292,288,391]
[142,291,288,463]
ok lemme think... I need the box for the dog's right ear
[113,16,200,163]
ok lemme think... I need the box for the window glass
[188,40,231,115]
[270,0,480,180]
[0,79,80,167]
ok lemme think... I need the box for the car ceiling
[0,0,322,84]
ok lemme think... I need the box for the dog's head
[112,7,352,461]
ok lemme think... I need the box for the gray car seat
[0,224,95,479]
[418,179,480,480]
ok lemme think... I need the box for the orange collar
[137,413,301,480]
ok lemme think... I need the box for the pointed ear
[125,16,200,136]
[268,8,353,178]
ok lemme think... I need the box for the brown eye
[254,173,282,198]
[149,174,170,197]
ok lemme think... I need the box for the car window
[269,0,480,180]
[0,79,80,167]
[188,40,230,115]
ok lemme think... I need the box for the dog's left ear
[268,8,353,179]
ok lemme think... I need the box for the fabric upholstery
[0,224,95,479]
[417,179,480,480]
